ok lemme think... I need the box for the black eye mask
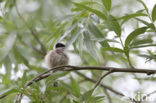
[55,43,65,48]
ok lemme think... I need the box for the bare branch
[14,0,46,55]
[93,70,113,89]
[74,71,124,96]
[3,65,156,102]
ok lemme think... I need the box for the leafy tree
[0,0,156,103]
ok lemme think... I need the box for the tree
[0,0,156,103]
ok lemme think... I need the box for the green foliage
[152,4,156,22]
[125,27,148,47]
[0,0,156,103]
[101,0,111,11]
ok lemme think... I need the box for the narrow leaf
[118,12,147,24]
[71,77,80,97]
[66,28,81,48]
[135,18,155,31]
[152,4,156,21]
[125,27,148,47]
[107,15,121,36]
[81,89,94,101]
[102,0,111,11]
[83,31,98,60]
[88,22,109,47]
[73,2,107,20]
[101,47,124,53]
[137,0,149,14]
[88,22,104,38]
[0,88,18,98]
[0,33,16,61]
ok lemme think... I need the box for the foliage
[0,0,156,103]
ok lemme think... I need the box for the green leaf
[70,77,80,98]
[118,12,147,24]
[66,27,81,48]
[0,88,18,98]
[46,72,69,85]
[130,38,153,47]
[125,27,148,47]
[47,22,67,50]
[13,46,29,66]
[107,15,121,37]
[2,73,10,86]
[135,18,155,31]
[137,0,149,14]
[81,89,94,102]
[139,54,156,60]
[101,47,124,53]
[73,100,80,103]
[88,22,104,38]
[88,96,105,103]
[73,2,107,20]
[152,4,156,21]
[0,33,16,61]
[60,81,74,95]
[88,22,109,47]
[4,56,12,76]
[83,31,98,60]
[101,0,111,11]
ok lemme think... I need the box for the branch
[6,65,156,102]
[74,71,124,96]
[14,0,46,55]
[93,70,113,89]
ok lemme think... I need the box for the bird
[45,43,69,69]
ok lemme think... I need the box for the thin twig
[74,71,124,96]
[143,90,156,100]
[93,70,113,89]
[14,0,46,55]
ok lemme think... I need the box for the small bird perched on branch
[45,43,69,69]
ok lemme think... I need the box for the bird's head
[55,43,66,50]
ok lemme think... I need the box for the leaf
[46,72,69,85]
[66,27,81,48]
[107,15,121,37]
[70,77,81,97]
[13,46,29,66]
[0,33,16,61]
[152,4,156,21]
[88,22,104,38]
[0,88,18,98]
[88,22,110,47]
[88,96,105,103]
[83,31,98,60]
[101,47,124,53]
[2,73,10,86]
[137,0,149,14]
[138,54,156,60]
[47,22,67,50]
[125,27,148,47]
[119,13,147,20]
[73,100,80,103]
[4,56,12,75]
[101,0,111,11]
[118,12,147,24]
[135,18,155,31]
[81,89,94,102]
[73,2,107,20]
[130,38,153,47]
[58,23,77,41]
[60,81,74,95]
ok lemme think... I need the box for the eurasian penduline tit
[45,43,69,69]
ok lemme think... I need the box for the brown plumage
[45,43,69,69]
